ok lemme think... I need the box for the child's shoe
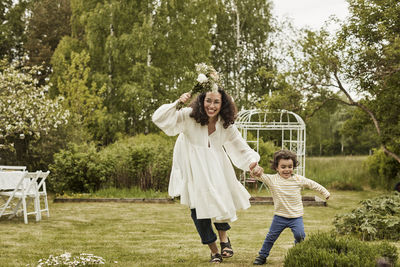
[253,255,267,265]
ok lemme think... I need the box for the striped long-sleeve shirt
[255,173,330,218]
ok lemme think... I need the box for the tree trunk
[233,0,241,99]
[334,72,400,164]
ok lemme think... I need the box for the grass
[58,187,170,199]
[1,190,399,266]
[305,156,373,190]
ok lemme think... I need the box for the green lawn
[0,190,399,266]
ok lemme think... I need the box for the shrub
[366,147,400,190]
[48,142,109,194]
[99,133,175,191]
[284,232,398,267]
[49,133,175,194]
[247,136,278,173]
[334,192,400,241]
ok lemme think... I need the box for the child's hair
[270,149,299,170]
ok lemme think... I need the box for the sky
[272,0,349,29]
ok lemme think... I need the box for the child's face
[277,159,294,179]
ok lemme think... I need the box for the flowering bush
[34,252,106,266]
[0,59,69,152]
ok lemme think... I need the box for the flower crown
[192,63,220,94]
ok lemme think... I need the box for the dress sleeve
[152,100,191,136]
[223,124,260,171]
[300,176,330,199]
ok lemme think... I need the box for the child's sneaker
[253,255,267,265]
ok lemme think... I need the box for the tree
[211,0,275,107]
[289,0,400,163]
[52,0,216,141]
[24,0,71,82]
[0,59,69,165]
[0,0,28,61]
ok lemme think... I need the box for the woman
[152,65,262,263]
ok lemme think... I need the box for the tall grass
[306,156,373,190]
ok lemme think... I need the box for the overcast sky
[272,0,349,29]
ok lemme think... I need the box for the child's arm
[300,177,330,200]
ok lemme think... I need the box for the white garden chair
[0,171,41,224]
[36,171,50,220]
[0,165,27,171]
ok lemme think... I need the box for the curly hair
[189,89,237,129]
[270,149,299,170]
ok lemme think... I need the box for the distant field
[305,156,372,190]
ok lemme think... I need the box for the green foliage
[366,148,400,190]
[284,232,398,267]
[99,133,175,191]
[68,186,169,199]
[284,0,400,163]
[49,133,175,194]
[49,142,109,194]
[0,0,28,61]
[0,59,70,166]
[24,0,71,81]
[211,0,276,107]
[334,193,400,241]
[306,156,370,190]
[245,131,278,173]
[49,0,276,142]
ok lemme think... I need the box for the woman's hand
[249,162,263,178]
[179,92,191,104]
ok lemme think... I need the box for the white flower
[212,83,219,93]
[197,73,208,84]
[195,63,208,73]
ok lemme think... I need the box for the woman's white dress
[152,101,260,222]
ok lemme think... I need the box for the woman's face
[203,92,222,120]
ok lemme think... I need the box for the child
[249,149,330,265]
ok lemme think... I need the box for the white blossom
[196,73,208,84]
[0,59,70,150]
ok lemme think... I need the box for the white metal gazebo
[236,109,306,186]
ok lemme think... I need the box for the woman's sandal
[220,238,234,258]
[209,253,223,263]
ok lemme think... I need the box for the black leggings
[190,209,231,244]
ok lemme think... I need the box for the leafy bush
[334,192,400,241]
[49,133,175,194]
[284,232,398,267]
[99,133,175,191]
[366,147,400,190]
[247,136,278,173]
[48,142,110,194]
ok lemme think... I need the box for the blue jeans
[190,209,231,244]
[259,215,305,258]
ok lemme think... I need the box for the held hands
[249,162,263,178]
